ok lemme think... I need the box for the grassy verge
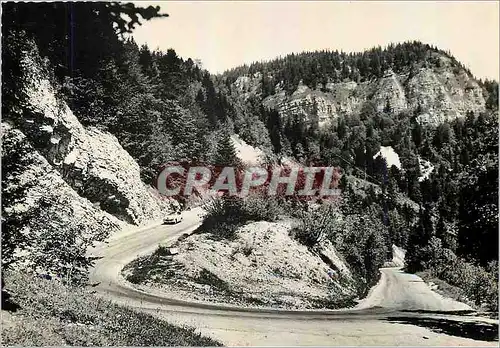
[417,270,470,304]
[417,270,499,318]
[1,271,221,346]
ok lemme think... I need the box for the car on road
[163,211,183,224]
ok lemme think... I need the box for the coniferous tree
[406,202,435,272]
[214,131,241,167]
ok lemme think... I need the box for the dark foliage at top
[222,41,479,95]
[2,2,242,185]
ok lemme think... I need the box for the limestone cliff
[2,122,120,270]
[2,44,177,272]
[230,53,486,128]
[6,45,176,226]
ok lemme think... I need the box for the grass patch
[1,271,221,346]
[196,269,230,293]
[309,295,358,310]
[123,245,182,285]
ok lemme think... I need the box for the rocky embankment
[123,221,358,309]
[2,44,176,273]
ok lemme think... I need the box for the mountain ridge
[217,41,492,129]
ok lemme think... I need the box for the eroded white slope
[373,146,401,170]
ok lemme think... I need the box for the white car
[164,211,183,224]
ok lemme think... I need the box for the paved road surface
[88,208,497,346]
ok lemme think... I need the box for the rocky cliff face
[231,53,486,128]
[2,44,177,250]
[2,122,121,269]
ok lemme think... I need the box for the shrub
[432,256,498,312]
[19,195,111,285]
[201,195,283,239]
[243,195,283,221]
[122,255,156,284]
[123,245,182,285]
[201,197,243,239]
[405,222,498,312]
[332,213,390,295]
[290,206,337,247]
[290,205,390,296]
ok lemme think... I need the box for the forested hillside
[3,2,258,185]
[214,44,499,310]
[2,1,498,319]
[1,2,226,345]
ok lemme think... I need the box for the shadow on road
[401,309,477,316]
[385,316,499,342]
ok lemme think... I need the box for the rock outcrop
[5,45,176,227]
[1,40,182,279]
[230,54,486,128]
[2,122,120,259]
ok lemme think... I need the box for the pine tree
[201,72,219,127]
[406,203,435,272]
[371,53,382,77]
[295,143,305,163]
[412,122,423,147]
[266,109,283,154]
[214,131,241,167]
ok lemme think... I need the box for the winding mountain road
[88,208,497,346]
